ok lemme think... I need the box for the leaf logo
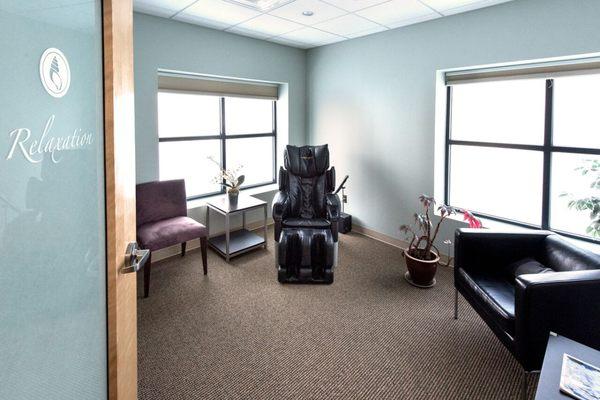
[39,48,70,98]
[49,56,63,91]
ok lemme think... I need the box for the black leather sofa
[272,145,340,283]
[454,229,600,374]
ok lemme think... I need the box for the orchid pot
[208,156,244,205]
[227,187,239,204]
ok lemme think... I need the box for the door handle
[120,242,150,274]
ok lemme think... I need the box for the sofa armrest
[514,270,600,370]
[454,229,552,274]
[272,191,290,241]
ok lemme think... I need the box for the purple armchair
[136,179,208,297]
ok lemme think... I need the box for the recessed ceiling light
[302,10,314,16]
[223,0,294,12]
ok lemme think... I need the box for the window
[158,92,277,199]
[445,74,600,243]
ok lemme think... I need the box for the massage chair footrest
[277,266,334,284]
[277,227,336,284]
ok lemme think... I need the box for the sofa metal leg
[181,242,186,257]
[454,288,459,320]
[522,370,540,400]
[522,371,527,400]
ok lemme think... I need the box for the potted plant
[560,158,600,238]
[400,195,481,288]
[208,156,244,204]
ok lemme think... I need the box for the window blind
[445,56,600,85]
[158,73,279,100]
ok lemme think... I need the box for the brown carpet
[138,228,538,399]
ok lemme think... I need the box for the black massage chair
[272,145,340,283]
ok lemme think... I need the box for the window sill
[442,212,600,254]
[187,183,279,210]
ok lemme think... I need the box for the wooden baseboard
[152,218,274,262]
[352,224,453,267]
[153,220,453,267]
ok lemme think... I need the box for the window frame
[444,79,600,244]
[158,92,278,200]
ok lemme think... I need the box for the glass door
[0,1,107,399]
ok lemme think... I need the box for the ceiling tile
[356,0,438,27]
[176,0,261,28]
[313,13,383,36]
[278,26,345,45]
[345,24,387,38]
[269,0,347,25]
[229,14,304,37]
[320,0,390,12]
[421,0,513,16]
[385,12,440,28]
[173,13,232,29]
[268,36,313,49]
[134,0,196,17]
[226,26,272,39]
[132,0,516,49]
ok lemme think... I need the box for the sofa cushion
[138,216,206,252]
[283,218,331,229]
[457,268,515,335]
[505,257,552,283]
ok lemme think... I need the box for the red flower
[463,210,483,228]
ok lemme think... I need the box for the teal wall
[133,12,307,184]
[306,0,600,249]
[134,1,600,250]
[133,13,308,233]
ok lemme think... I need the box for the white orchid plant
[207,156,244,193]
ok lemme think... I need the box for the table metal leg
[242,211,246,230]
[263,205,267,249]
[225,213,230,262]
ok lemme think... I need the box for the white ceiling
[134,0,514,49]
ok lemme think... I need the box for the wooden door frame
[103,0,138,399]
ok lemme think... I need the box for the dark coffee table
[535,332,600,399]
[205,195,267,262]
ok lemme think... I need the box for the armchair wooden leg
[200,237,208,275]
[144,253,152,298]
[181,242,186,257]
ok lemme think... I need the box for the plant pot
[227,188,239,205]
[403,249,439,288]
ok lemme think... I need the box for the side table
[535,332,600,399]
[205,195,268,262]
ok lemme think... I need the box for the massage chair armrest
[326,193,341,242]
[454,229,552,276]
[326,193,341,221]
[514,269,600,370]
[272,191,290,241]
